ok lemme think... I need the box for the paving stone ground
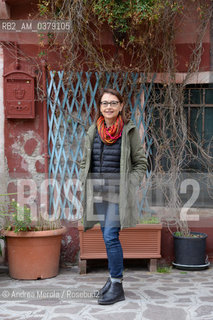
[0,263,213,320]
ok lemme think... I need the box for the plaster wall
[175,3,210,44]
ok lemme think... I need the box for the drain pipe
[210,14,213,72]
[41,60,49,212]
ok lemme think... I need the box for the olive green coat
[80,120,148,231]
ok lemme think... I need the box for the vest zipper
[100,142,104,173]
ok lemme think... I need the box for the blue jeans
[94,201,123,279]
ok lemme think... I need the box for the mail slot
[4,71,35,119]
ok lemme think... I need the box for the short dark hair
[95,88,129,124]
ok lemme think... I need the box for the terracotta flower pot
[1,227,66,280]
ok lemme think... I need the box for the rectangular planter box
[78,224,162,273]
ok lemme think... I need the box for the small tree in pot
[147,79,213,270]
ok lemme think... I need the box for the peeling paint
[21,157,28,171]
[66,235,72,244]
[4,120,46,202]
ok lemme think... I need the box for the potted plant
[146,71,213,271]
[78,215,162,274]
[0,194,66,280]
[172,231,209,270]
[169,177,209,270]
[149,172,210,271]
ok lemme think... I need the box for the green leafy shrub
[139,216,160,224]
[7,199,32,233]
[0,194,61,233]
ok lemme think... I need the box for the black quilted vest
[91,129,121,193]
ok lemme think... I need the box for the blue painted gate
[47,72,155,221]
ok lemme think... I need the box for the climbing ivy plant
[93,0,183,42]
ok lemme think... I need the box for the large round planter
[1,227,66,280]
[172,232,209,270]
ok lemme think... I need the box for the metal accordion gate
[46,71,155,221]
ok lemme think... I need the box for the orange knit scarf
[97,115,124,145]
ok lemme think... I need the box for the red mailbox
[4,71,35,119]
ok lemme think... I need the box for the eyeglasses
[100,101,120,107]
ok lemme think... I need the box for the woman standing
[80,88,147,305]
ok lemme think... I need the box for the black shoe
[98,281,125,305]
[97,277,111,297]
